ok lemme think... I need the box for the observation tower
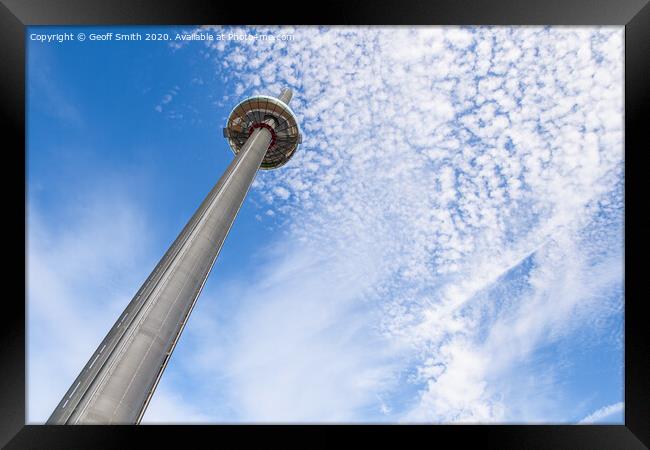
[47,88,301,424]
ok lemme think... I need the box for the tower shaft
[47,125,274,424]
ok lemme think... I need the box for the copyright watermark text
[29,31,295,44]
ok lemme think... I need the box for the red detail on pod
[248,123,277,150]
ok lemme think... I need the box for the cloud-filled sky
[27,25,624,424]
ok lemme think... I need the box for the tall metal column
[47,89,301,424]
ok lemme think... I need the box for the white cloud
[579,402,624,424]
[140,386,214,423]
[272,186,290,200]
[155,86,180,112]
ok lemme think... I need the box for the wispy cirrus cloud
[579,402,624,424]
[28,49,83,127]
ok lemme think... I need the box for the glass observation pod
[223,94,302,170]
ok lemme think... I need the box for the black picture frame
[1,0,648,448]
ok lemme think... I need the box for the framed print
[1,0,648,448]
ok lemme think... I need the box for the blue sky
[27,26,624,424]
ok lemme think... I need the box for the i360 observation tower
[47,88,301,424]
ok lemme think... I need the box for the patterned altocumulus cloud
[151,26,623,423]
